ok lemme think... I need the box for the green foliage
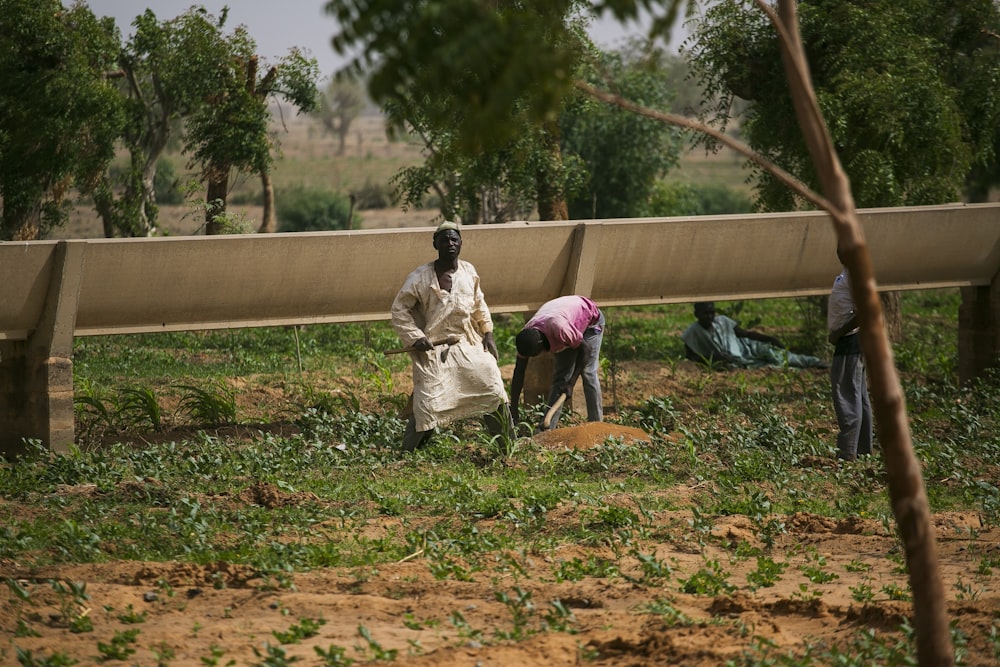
[276,186,356,232]
[644,180,754,216]
[96,628,140,661]
[356,625,397,661]
[327,0,582,155]
[273,617,327,644]
[333,2,698,223]
[84,6,318,237]
[175,382,238,424]
[351,178,396,209]
[154,158,186,206]
[251,642,300,666]
[746,556,787,590]
[0,0,125,239]
[562,47,684,218]
[688,0,1000,208]
[679,557,735,596]
[314,644,354,666]
[15,648,78,667]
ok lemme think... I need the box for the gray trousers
[830,335,872,460]
[544,312,605,429]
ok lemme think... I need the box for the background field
[62,110,754,238]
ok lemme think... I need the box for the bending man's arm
[509,355,529,425]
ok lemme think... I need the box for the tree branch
[573,79,834,213]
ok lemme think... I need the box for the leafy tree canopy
[687,0,1000,209]
[561,45,684,218]
[0,0,125,239]
[326,0,695,154]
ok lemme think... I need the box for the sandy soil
[4,492,997,666]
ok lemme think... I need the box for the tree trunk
[536,122,568,221]
[1,200,41,241]
[337,123,348,156]
[205,166,229,235]
[257,170,277,233]
[881,291,903,344]
[93,186,116,239]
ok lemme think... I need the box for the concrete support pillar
[958,283,1000,385]
[0,241,84,457]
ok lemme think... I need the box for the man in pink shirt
[510,295,604,431]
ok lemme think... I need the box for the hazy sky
[81,1,677,80]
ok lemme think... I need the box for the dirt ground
[5,495,997,665]
[4,361,999,665]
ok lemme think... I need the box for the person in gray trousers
[827,248,873,461]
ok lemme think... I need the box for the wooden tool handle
[384,334,461,355]
[542,393,567,429]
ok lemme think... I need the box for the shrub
[644,181,753,217]
[154,158,185,205]
[276,186,356,232]
[351,178,396,209]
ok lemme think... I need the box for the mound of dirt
[532,422,651,449]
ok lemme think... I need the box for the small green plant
[952,578,981,602]
[96,628,141,661]
[630,549,674,583]
[116,604,147,624]
[553,556,619,583]
[687,506,715,539]
[449,611,483,642]
[494,587,537,640]
[881,583,911,602]
[200,644,234,666]
[989,622,1000,662]
[850,582,875,605]
[746,556,787,590]
[845,559,873,573]
[175,382,237,424]
[800,551,839,584]
[150,641,175,666]
[643,598,693,627]
[314,644,355,666]
[49,580,92,633]
[74,392,117,437]
[15,648,78,667]
[356,625,398,661]
[252,642,301,666]
[402,614,423,630]
[542,599,577,633]
[5,578,39,638]
[119,385,163,431]
[679,558,735,596]
[273,617,327,644]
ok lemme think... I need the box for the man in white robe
[391,221,513,451]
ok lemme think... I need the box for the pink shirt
[524,296,600,354]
